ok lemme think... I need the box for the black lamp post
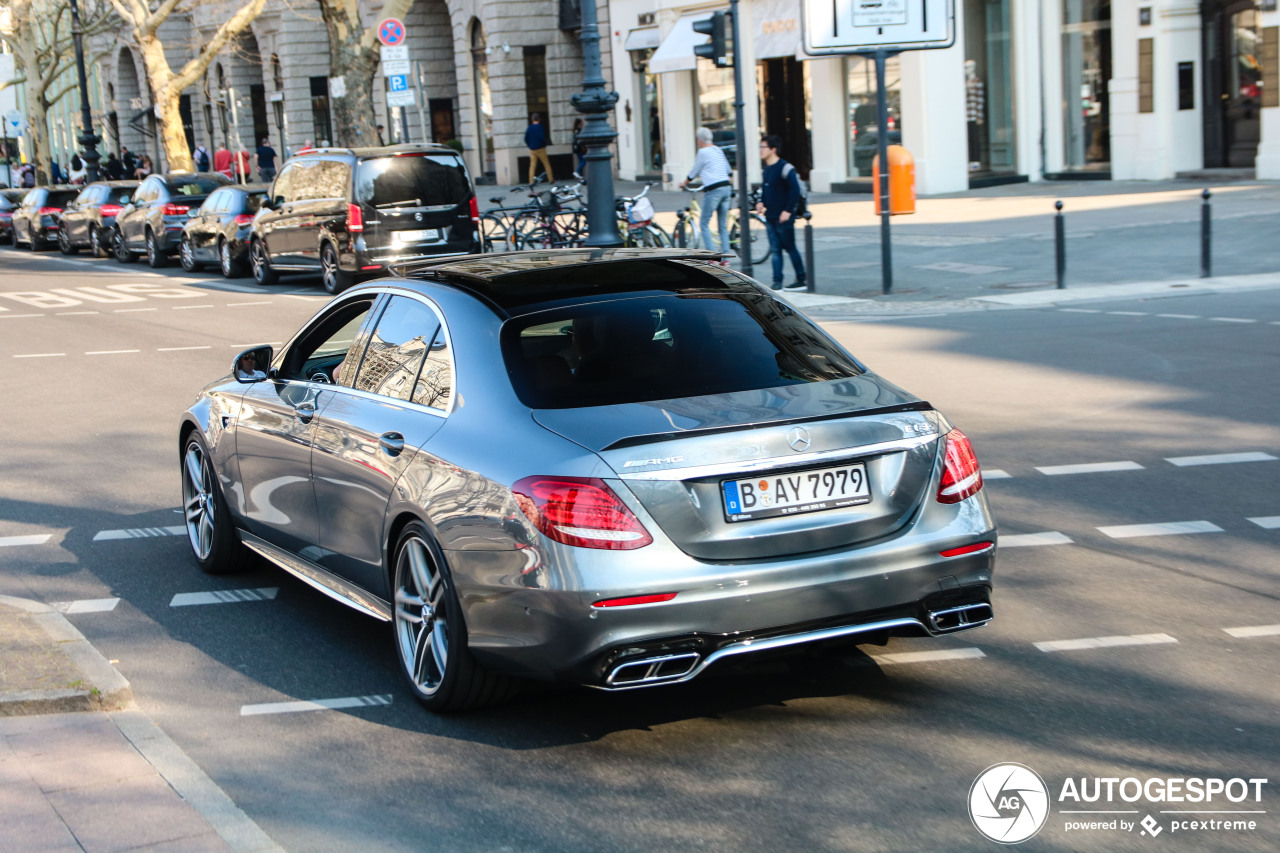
[68,0,101,182]
[570,0,622,247]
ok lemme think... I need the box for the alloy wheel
[394,535,450,695]
[181,439,217,562]
[220,240,232,276]
[179,236,195,271]
[90,227,100,256]
[321,246,339,293]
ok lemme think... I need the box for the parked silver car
[179,249,997,711]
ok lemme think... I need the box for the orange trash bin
[872,145,916,215]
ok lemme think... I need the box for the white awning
[624,27,661,52]
[648,16,707,74]
[754,0,802,60]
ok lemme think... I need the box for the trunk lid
[357,153,476,258]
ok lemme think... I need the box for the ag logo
[969,763,1050,844]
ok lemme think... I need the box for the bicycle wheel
[645,223,673,248]
[730,214,771,266]
[506,212,545,250]
[553,210,589,247]
[479,213,508,253]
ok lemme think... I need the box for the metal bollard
[675,209,687,248]
[1200,188,1212,279]
[1054,200,1066,289]
[803,210,815,292]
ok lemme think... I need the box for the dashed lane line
[0,313,42,319]
[1157,313,1200,319]
[171,304,214,310]
[1036,461,1144,476]
[869,648,985,666]
[56,311,99,316]
[1107,311,1147,316]
[1210,317,1257,323]
[51,598,121,614]
[1034,633,1178,653]
[1224,625,1280,639]
[85,349,141,356]
[227,301,272,307]
[114,307,156,312]
[92,526,185,541]
[1000,532,1074,548]
[1059,308,1101,314]
[157,345,211,352]
[1166,451,1277,466]
[0,534,52,547]
[170,588,278,607]
[1248,516,1280,529]
[240,695,393,716]
[983,469,1012,480]
[12,352,65,358]
[1097,520,1223,539]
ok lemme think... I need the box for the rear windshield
[243,191,266,213]
[503,294,864,409]
[45,190,80,207]
[171,176,228,196]
[355,155,470,208]
[107,187,135,204]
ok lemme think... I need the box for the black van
[250,144,479,293]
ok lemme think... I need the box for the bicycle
[507,181,590,250]
[672,186,770,266]
[614,183,673,248]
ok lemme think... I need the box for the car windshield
[503,293,864,409]
[106,187,135,204]
[244,191,266,213]
[45,190,80,207]
[355,155,469,208]
[171,176,228,196]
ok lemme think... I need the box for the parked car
[112,172,230,267]
[11,186,80,250]
[178,248,997,712]
[0,188,27,244]
[57,180,138,257]
[249,143,480,294]
[179,183,268,277]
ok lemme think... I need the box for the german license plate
[722,462,870,522]
[396,228,439,242]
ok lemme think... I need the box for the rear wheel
[179,234,201,272]
[392,523,517,712]
[181,432,251,575]
[146,230,168,268]
[220,238,246,278]
[320,242,352,294]
[58,225,77,255]
[250,239,277,285]
[113,229,137,263]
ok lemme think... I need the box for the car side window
[351,296,440,402]
[271,164,297,204]
[279,296,378,384]
[285,160,319,201]
[310,160,350,200]
[201,190,220,214]
[21,189,38,207]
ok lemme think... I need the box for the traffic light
[692,11,732,68]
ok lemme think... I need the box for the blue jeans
[764,217,806,286]
[699,185,732,254]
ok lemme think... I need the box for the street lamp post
[68,0,101,182]
[570,0,622,247]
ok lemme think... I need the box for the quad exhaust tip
[606,652,701,687]
[926,602,993,633]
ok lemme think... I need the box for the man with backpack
[755,135,807,291]
[193,143,211,172]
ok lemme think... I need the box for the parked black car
[11,187,80,250]
[112,172,231,267]
[179,183,268,277]
[249,144,479,294]
[57,181,139,257]
[0,188,27,244]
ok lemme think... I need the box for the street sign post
[801,0,955,294]
[386,90,415,108]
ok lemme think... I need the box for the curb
[0,594,132,715]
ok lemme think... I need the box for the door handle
[379,432,405,456]
[294,400,316,423]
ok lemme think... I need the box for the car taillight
[38,206,62,215]
[163,203,189,216]
[348,202,363,232]
[513,476,652,550]
[468,195,479,224]
[0,212,11,221]
[234,213,254,225]
[937,428,984,504]
[99,204,122,217]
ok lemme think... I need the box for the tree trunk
[28,96,51,185]
[318,2,379,147]
[134,37,191,172]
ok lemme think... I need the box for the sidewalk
[0,596,279,853]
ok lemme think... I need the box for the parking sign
[388,74,410,93]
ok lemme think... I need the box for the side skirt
[240,531,392,622]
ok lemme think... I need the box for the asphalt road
[1,244,1277,852]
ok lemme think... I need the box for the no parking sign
[378,18,406,47]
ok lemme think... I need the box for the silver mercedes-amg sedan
[179,249,996,711]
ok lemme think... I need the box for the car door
[62,187,86,244]
[296,158,350,268]
[310,294,450,592]
[259,160,308,266]
[190,190,222,259]
[234,293,382,556]
[15,190,39,243]
[122,179,158,248]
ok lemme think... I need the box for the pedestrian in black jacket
[103,152,124,180]
[755,135,806,291]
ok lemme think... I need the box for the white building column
[899,44,968,194]
[1012,0,1043,180]
[1257,9,1280,178]
[806,57,847,193]
[659,70,696,187]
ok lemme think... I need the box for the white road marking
[170,588,278,607]
[1001,532,1074,548]
[1097,520,1222,539]
[1035,633,1178,653]
[1157,313,1200,319]
[1210,317,1256,323]
[1060,308,1101,313]
[983,469,1012,480]
[1107,311,1147,316]
[870,648,986,665]
[283,293,324,299]
[52,598,121,614]
[93,525,185,541]
[85,349,141,355]
[0,314,43,319]
[114,307,157,312]
[13,352,66,358]
[1166,451,1276,466]
[0,534,52,547]
[1247,516,1280,529]
[157,345,212,352]
[227,301,272,307]
[240,694,393,716]
[56,311,99,316]
[1223,625,1280,638]
[172,304,214,310]
[1036,461,1144,475]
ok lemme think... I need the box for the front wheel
[113,230,137,263]
[58,225,77,255]
[320,243,352,294]
[146,230,168,268]
[392,523,517,712]
[250,239,277,285]
[181,432,251,575]
[730,213,771,266]
[179,235,202,272]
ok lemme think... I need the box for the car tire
[179,235,202,272]
[113,230,137,263]
[146,230,168,268]
[28,230,43,251]
[250,239,277,285]
[90,226,105,258]
[58,226,77,255]
[220,238,246,278]
[392,522,518,712]
[320,243,353,294]
[180,431,251,575]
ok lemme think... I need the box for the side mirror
[233,345,274,384]
[261,197,277,210]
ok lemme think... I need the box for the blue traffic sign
[388,74,410,92]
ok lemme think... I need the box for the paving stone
[0,781,81,852]
[47,774,220,853]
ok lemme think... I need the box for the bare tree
[108,0,268,171]
[0,0,115,183]
[315,0,412,146]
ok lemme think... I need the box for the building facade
[609,0,1280,193]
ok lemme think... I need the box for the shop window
[845,55,901,177]
[1062,0,1111,169]
[310,77,333,147]
[964,0,1016,175]
[697,58,736,164]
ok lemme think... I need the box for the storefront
[963,0,1017,177]
[1061,0,1112,172]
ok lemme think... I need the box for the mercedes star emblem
[787,427,811,452]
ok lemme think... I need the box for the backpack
[195,147,210,172]
[781,162,809,216]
